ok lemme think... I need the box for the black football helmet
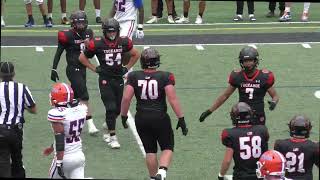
[288,115,312,138]
[70,11,88,32]
[0,61,15,78]
[230,102,253,126]
[238,46,260,73]
[140,48,161,69]
[102,18,120,41]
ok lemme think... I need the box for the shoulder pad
[47,108,66,122]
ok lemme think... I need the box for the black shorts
[66,66,89,101]
[98,76,124,115]
[135,111,174,153]
[252,112,266,125]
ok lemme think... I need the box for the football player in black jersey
[219,102,269,180]
[120,48,188,180]
[199,46,279,125]
[274,115,319,180]
[79,18,140,149]
[50,10,99,135]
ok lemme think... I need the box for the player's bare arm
[138,5,144,25]
[120,84,134,117]
[125,47,140,70]
[209,85,236,112]
[79,52,97,72]
[109,0,116,18]
[165,84,184,118]
[219,147,233,176]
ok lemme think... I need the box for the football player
[120,48,188,180]
[199,46,279,125]
[79,18,140,149]
[44,83,87,179]
[274,115,319,180]
[219,102,269,180]
[110,0,144,40]
[50,10,99,136]
[256,150,289,180]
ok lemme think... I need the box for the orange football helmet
[50,83,74,106]
[256,150,286,179]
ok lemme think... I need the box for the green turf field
[0,44,319,179]
[1,0,320,179]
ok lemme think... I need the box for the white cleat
[1,18,5,27]
[146,16,158,24]
[195,15,203,24]
[88,127,99,136]
[175,16,189,24]
[103,133,111,143]
[108,135,120,149]
[167,15,175,24]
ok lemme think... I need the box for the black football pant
[268,1,285,12]
[236,1,254,15]
[98,76,124,131]
[0,125,25,178]
[66,65,89,101]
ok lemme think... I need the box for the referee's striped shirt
[0,81,36,125]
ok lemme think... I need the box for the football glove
[268,100,277,111]
[122,66,129,76]
[121,115,128,129]
[199,109,212,122]
[95,66,102,74]
[56,160,67,179]
[51,69,59,82]
[176,117,188,136]
[135,24,144,39]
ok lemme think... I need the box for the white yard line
[301,43,311,48]
[2,42,320,48]
[35,46,44,52]
[195,44,205,50]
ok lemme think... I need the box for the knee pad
[36,0,43,5]
[24,0,32,5]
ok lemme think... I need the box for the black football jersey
[126,70,175,113]
[228,69,275,117]
[221,125,269,178]
[274,139,319,180]
[84,36,133,77]
[58,29,93,66]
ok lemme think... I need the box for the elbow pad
[55,133,65,152]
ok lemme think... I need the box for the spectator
[1,0,5,27]
[24,0,52,27]
[265,1,285,18]
[79,0,101,23]
[279,2,311,22]
[47,0,70,25]
[175,0,206,24]
[147,0,175,24]
[233,1,256,22]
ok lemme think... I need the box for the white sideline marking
[143,46,150,49]
[195,44,204,50]
[127,111,146,157]
[314,90,320,99]
[301,43,311,48]
[3,21,320,28]
[2,42,320,48]
[35,46,44,52]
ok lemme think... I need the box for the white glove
[135,24,144,39]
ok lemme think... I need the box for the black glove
[199,109,212,122]
[50,69,59,82]
[122,66,128,76]
[95,66,102,74]
[176,117,188,136]
[56,160,67,179]
[121,115,128,129]
[268,100,277,111]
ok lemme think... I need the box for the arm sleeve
[23,85,36,108]
[221,129,233,148]
[52,43,65,69]
[83,39,96,58]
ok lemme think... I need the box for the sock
[95,9,101,17]
[168,13,173,16]
[159,166,168,171]
[48,13,53,18]
[110,132,116,136]
[249,14,254,17]
[150,177,156,180]
[43,15,48,23]
[61,13,67,18]
[303,2,310,13]
[199,13,203,17]
[28,15,34,21]
[183,12,188,18]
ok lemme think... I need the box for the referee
[0,61,37,178]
